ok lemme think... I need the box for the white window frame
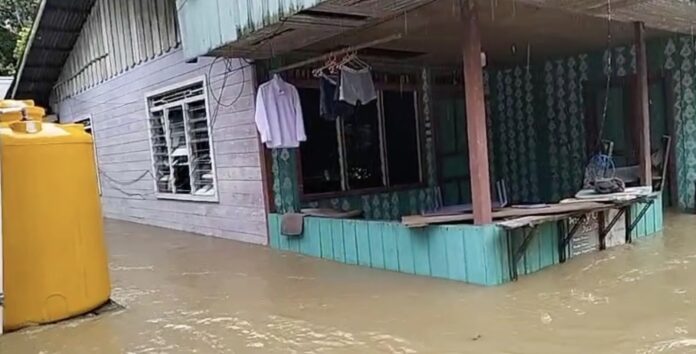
[74,115,102,196]
[145,76,219,202]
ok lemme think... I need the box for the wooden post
[635,21,652,186]
[461,0,492,224]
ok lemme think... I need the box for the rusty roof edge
[10,0,47,99]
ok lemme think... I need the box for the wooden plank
[332,220,345,263]
[268,214,280,248]
[382,223,400,272]
[303,217,322,257]
[278,216,290,251]
[281,230,302,253]
[635,21,652,186]
[497,213,575,230]
[368,222,385,269]
[484,227,507,285]
[461,0,492,225]
[343,220,359,265]
[411,229,431,276]
[355,222,371,267]
[403,202,609,227]
[539,223,559,267]
[428,227,449,278]
[462,228,486,285]
[445,228,467,281]
[396,226,415,274]
[645,202,656,235]
[655,194,664,232]
[319,218,334,259]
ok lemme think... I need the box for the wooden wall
[268,194,664,285]
[54,49,268,245]
[52,0,180,103]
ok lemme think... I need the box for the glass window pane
[383,91,421,186]
[167,106,191,194]
[150,110,172,193]
[186,100,215,196]
[344,101,384,190]
[298,88,342,194]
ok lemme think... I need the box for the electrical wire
[98,169,154,199]
[596,0,614,153]
[99,169,152,186]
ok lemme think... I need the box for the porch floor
[0,215,693,353]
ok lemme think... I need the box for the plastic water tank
[1,101,110,331]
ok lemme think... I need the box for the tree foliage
[0,0,39,75]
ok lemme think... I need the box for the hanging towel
[254,74,307,148]
[339,67,377,106]
[320,75,339,121]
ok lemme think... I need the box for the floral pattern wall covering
[272,35,696,216]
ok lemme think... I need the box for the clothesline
[269,33,403,74]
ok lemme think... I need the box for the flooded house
[12,0,696,285]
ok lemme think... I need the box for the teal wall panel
[411,229,432,277]
[355,222,371,267]
[332,221,345,263]
[631,194,664,239]
[319,219,333,259]
[396,226,415,274]
[303,218,322,257]
[268,208,663,286]
[343,221,359,265]
[368,222,385,269]
[428,227,449,279]
[445,228,467,281]
[382,223,400,272]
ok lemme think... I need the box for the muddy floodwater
[2,214,696,353]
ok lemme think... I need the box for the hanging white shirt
[254,75,307,148]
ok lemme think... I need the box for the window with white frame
[146,79,217,201]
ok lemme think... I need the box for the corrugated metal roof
[10,0,96,106]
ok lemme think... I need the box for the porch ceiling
[517,0,696,35]
[211,0,437,58]
[278,0,668,68]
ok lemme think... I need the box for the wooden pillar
[635,21,652,186]
[461,0,492,224]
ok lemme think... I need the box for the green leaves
[0,0,39,75]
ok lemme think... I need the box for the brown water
[1,214,696,353]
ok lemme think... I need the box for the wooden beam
[635,22,652,186]
[461,0,492,225]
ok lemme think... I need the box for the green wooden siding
[269,194,663,286]
[631,194,665,239]
[268,213,510,286]
[177,0,325,59]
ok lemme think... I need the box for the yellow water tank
[0,99,45,122]
[1,104,110,331]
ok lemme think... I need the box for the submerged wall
[269,194,664,286]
